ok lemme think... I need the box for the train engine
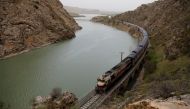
[95,58,132,93]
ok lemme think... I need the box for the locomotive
[95,23,149,93]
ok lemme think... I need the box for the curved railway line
[79,21,149,109]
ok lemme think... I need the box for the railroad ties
[80,94,101,109]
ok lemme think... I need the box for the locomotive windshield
[97,78,103,82]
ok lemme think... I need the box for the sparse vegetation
[144,58,190,97]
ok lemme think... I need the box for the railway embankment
[91,0,190,108]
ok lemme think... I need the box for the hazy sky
[60,0,157,12]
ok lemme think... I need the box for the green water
[0,15,137,109]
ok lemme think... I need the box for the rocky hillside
[91,0,190,108]
[112,0,190,97]
[114,0,190,59]
[0,0,81,58]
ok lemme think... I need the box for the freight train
[95,22,149,93]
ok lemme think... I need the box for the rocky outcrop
[33,88,78,109]
[125,95,190,109]
[0,0,81,58]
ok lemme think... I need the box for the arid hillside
[91,0,190,108]
[0,0,81,58]
[112,0,190,98]
[114,0,190,59]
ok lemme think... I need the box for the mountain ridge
[64,5,120,15]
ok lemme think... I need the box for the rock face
[0,0,81,58]
[125,95,190,109]
[113,0,190,59]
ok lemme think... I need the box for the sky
[60,0,157,12]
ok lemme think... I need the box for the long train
[95,22,149,93]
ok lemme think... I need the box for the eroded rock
[33,89,78,109]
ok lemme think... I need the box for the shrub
[150,81,176,98]
[144,49,157,79]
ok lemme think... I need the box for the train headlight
[97,81,105,87]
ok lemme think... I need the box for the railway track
[80,94,101,109]
[79,21,149,109]
[79,50,147,109]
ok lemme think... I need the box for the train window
[105,71,112,74]
[97,78,105,82]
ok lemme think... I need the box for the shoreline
[90,17,142,39]
[0,43,52,60]
[0,28,82,60]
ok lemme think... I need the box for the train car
[128,46,144,65]
[139,35,149,52]
[127,52,137,66]
[95,58,132,93]
[139,40,148,50]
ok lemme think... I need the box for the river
[0,14,137,109]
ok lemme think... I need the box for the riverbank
[91,16,142,39]
[0,43,51,60]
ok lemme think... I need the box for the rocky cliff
[0,0,81,58]
[113,0,190,59]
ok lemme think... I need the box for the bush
[144,60,157,75]
[144,49,157,78]
[150,81,175,98]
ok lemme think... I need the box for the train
[95,22,149,93]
